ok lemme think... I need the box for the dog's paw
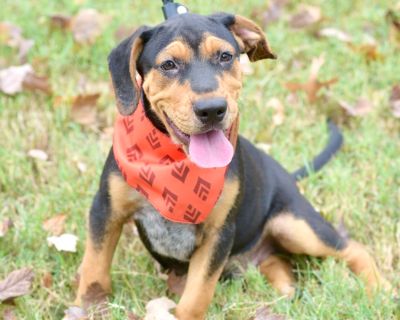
[144,297,177,320]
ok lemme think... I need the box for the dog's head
[109,13,275,168]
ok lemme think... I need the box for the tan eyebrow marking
[155,39,194,65]
[199,33,235,59]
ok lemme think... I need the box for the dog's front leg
[75,173,143,307]
[175,223,234,320]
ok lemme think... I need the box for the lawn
[0,0,399,319]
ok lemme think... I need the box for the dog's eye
[220,52,233,63]
[160,60,177,71]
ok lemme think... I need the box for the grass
[0,0,399,319]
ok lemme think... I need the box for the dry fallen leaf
[42,272,53,289]
[0,218,13,237]
[0,268,34,302]
[386,9,400,47]
[47,233,78,252]
[114,25,137,41]
[22,72,52,94]
[389,84,400,118]
[63,306,87,320]
[27,149,49,161]
[251,0,288,28]
[0,64,51,95]
[49,14,72,30]
[289,5,322,29]
[127,311,140,320]
[43,214,67,236]
[144,297,177,320]
[71,93,100,126]
[2,308,18,320]
[348,43,383,61]
[266,97,285,126]
[338,97,373,117]
[0,21,34,63]
[0,64,32,94]
[285,55,337,103]
[249,305,286,320]
[316,27,353,43]
[70,9,109,44]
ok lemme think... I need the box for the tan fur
[109,174,144,216]
[75,174,144,306]
[155,39,193,65]
[267,213,337,256]
[266,212,389,294]
[199,33,235,59]
[175,178,239,320]
[259,255,295,297]
[142,35,242,153]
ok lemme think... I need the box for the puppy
[75,13,388,319]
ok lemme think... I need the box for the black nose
[193,97,227,124]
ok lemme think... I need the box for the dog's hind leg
[259,254,296,297]
[266,206,390,295]
[75,173,143,306]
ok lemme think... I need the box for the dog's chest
[134,205,197,262]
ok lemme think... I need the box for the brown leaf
[0,268,34,302]
[70,9,109,44]
[43,214,67,236]
[386,10,400,47]
[71,93,100,126]
[249,306,286,320]
[167,270,187,296]
[22,72,52,94]
[0,21,34,63]
[349,43,383,61]
[0,218,13,237]
[389,84,400,118]
[127,311,140,320]
[289,5,322,29]
[2,308,18,320]
[63,306,87,320]
[316,27,353,43]
[42,272,53,289]
[114,25,137,41]
[285,55,337,103]
[49,14,72,30]
[251,0,288,28]
[338,97,373,117]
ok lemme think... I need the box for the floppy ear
[108,26,150,115]
[211,13,276,62]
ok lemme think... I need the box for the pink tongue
[189,130,233,168]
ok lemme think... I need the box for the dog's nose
[193,98,227,124]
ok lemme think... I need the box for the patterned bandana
[113,98,238,224]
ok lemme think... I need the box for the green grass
[1,0,399,319]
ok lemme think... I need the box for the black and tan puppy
[75,13,388,319]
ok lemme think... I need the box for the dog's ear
[211,13,276,62]
[108,26,151,115]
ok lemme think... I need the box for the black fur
[89,11,345,294]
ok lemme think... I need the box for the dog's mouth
[164,113,234,168]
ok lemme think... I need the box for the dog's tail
[292,120,343,181]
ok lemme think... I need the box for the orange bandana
[113,99,238,224]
